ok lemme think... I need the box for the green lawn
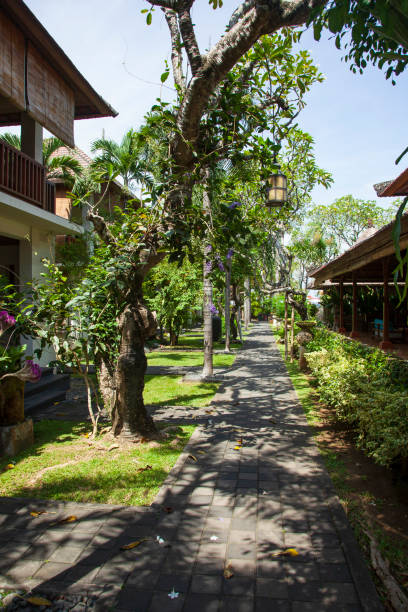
[175,333,244,351]
[0,420,195,506]
[144,374,219,407]
[147,351,236,368]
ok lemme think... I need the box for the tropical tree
[0,133,82,188]
[91,129,151,192]
[311,0,408,83]
[145,258,202,345]
[308,195,395,252]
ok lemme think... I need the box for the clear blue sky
[23,0,408,208]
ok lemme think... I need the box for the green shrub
[305,327,408,468]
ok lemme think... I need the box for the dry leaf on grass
[136,465,153,473]
[107,444,119,452]
[120,538,149,550]
[26,596,52,606]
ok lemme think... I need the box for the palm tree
[91,129,151,191]
[0,133,82,188]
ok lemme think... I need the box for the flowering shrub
[0,309,41,383]
[305,327,408,468]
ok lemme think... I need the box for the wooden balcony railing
[0,141,56,213]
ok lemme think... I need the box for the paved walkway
[0,323,383,611]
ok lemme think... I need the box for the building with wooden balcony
[0,0,117,365]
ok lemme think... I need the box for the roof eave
[1,0,118,120]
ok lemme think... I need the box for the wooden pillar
[380,257,393,350]
[339,277,346,334]
[284,291,288,360]
[350,274,359,339]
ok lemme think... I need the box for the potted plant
[0,310,41,426]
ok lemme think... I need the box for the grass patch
[147,351,236,368]
[0,420,195,506]
[144,375,219,407]
[165,332,244,351]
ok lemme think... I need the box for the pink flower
[0,310,16,335]
[0,359,41,383]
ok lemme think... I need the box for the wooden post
[290,306,295,362]
[339,277,346,334]
[350,274,359,339]
[380,257,393,350]
[284,291,288,360]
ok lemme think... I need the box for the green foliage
[310,0,408,82]
[308,196,395,253]
[305,327,408,467]
[145,258,202,343]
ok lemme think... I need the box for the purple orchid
[205,260,212,274]
[210,304,219,316]
[0,310,16,335]
[216,257,225,272]
[226,248,234,260]
[204,244,212,255]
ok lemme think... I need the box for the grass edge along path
[0,420,196,507]
[274,335,408,609]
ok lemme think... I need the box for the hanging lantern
[266,169,287,207]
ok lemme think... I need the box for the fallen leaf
[51,515,77,526]
[26,596,52,606]
[163,507,173,514]
[107,444,119,452]
[120,538,148,550]
[53,402,59,406]
[198,450,206,455]
[30,511,47,517]
[272,548,299,557]
[205,410,213,414]
[188,454,197,462]
[55,412,66,417]
[224,562,234,579]
[136,465,153,473]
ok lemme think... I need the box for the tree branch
[88,212,116,246]
[163,9,186,93]
[178,2,202,75]
[171,0,325,170]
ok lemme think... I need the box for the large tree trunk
[244,277,251,329]
[96,356,116,420]
[112,292,158,440]
[202,176,214,379]
[224,262,231,353]
[202,255,214,378]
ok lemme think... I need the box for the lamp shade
[266,171,287,207]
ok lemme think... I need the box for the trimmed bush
[305,327,408,468]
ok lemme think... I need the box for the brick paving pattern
[0,323,383,611]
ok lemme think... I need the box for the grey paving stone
[255,597,290,612]
[156,573,191,592]
[223,575,255,596]
[220,596,255,612]
[191,574,223,594]
[183,594,221,612]
[116,588,152,611]
[150,590,185,611]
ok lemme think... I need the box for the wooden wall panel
[0,10,25,109]
[27,43,75,147]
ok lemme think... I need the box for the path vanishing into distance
[0,322,383,611]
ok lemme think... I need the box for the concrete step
[24,369,70,415]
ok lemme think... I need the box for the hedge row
[305,327,408,469]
